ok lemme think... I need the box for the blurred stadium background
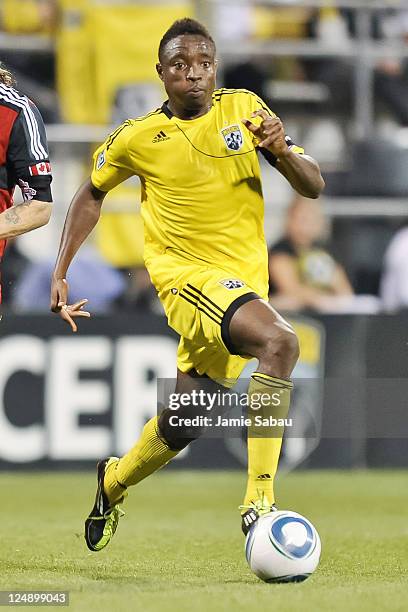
[1,1,408,608]
[1,0,407,471]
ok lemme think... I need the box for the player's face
[156,35,217,116]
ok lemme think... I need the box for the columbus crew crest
[221,125,243,151]
[220,279,245,290]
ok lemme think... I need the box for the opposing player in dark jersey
[50,19,325,551]
[0,63,53,303]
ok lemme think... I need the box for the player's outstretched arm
[51,177,106,332]
[275,152,324,200]
[0,199,52,239]
[242,110,325,198]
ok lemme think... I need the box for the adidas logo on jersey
[256,473,272,480]
[152,130,170,143]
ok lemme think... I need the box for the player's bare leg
[229,298,299,378]
[228,298,299,534]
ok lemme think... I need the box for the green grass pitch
[1,470,407,611]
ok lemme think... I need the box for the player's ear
[156,63,164,81]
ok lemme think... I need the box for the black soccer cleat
[241,502,278,536]
[84,457,126,552]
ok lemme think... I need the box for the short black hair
[158,18,215,61]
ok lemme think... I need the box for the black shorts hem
[221,291,261,355]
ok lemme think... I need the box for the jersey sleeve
[245,91,305,166]
[7,101,53,202]
[91,121,135,192]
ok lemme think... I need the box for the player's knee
[261,324,299,367]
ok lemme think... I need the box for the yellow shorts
[146,251,267,384]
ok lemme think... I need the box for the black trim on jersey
[213,89,272,114]
[105,120,132,150]
[162,89,271,121]
[221,292,261,354]
[174,123,256,159]
[284,135,302,149]
[161,90,302,164]
[90,182,107,199]
[161,102,173,119]
[258,147,278,167]
[213,87,253,101]
[133,108,163,123]
[105,111,164,150]
[161,90,280,159]
[162,90,269,112]
[181,287,223,322]
[186,284,224,314]
[258,136,303,168]
[179,291,223,326]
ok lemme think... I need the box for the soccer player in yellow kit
[50,18,324,551]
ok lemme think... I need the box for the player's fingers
[258,134,279,147]
[251,109,272,121]
[257,138,269,148]
[70,299,89,311]
[60,307,77,333]
[69,310,91,319]
[258,129,284,145]
[258,135,286,148]
[260,126,284,141]
[241,118,260,134]
[258,125,285,144]
[65,297,91,317]
[260,119,283,134]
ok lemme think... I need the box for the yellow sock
[104,416,179,505]
[242,373,293,510]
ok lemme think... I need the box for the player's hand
[50,277,90,333]
[242,110,288,157]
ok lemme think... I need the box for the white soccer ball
[245,510,321,583]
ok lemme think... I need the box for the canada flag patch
[29,161,51,176]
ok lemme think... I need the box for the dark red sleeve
[0,105,18,211]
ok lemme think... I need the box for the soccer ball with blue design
[245,510,321,583]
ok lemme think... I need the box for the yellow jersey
[91,88,303,297]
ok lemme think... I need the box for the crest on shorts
[221,125,243,151]
[220,279,245,290]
